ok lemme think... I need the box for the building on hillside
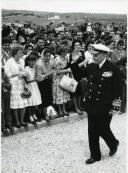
[48,15,60,20]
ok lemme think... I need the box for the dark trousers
[121,83,126,113]
[88,113,117,159]
[1,91,12,129]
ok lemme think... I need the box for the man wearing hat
[69,44,122,164]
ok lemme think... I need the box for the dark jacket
[69,60,122,116]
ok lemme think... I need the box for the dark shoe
[55,114,61,119]
[20,123,28,128]
[63,112,70,116]
[2,128,10,136]
[76,110,83,114]
[59,113,64,117]
[30,120,35,125]
[109,140,119,156]
[15,124,21,128]
[79,107,85,111]
[36,118,43,122]
[86,158,101,164]
[75,108,83,114]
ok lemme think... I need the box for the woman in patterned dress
[52,46,71,117]
[4,45,28,128]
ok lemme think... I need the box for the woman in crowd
[83,41,94,67]
[68,39,86,114]
[111,39,126,64]
[52,46,71,117]
[49,39,58,58]
[24,54,42,124]
[5,45,28,128]
[105,39,116,61]
[22,44,34,60]
[112,40,127,113]
[35,48,54,122]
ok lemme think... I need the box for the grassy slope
[2,9,127,26]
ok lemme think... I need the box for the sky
[1,0,128,14]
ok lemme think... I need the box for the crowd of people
[2,20,127,137]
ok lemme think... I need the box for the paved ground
[1,113,127,173]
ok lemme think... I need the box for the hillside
[2,9,127,26]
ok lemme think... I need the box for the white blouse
[4,57,25,82]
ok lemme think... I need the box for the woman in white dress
[5,45,28,128]
[24,54,42,123]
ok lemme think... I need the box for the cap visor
[90,50,99,54]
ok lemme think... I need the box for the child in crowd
[24,54,42,124]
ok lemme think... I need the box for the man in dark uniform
[69,44,122,164]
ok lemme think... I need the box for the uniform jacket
[70,60,122,116]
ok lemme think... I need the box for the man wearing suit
[69,44,122,164]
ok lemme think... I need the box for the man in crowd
[34,37,45,55]
[2,38,14,136]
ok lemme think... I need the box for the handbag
[21,83,32,99]
[59,75,78,93]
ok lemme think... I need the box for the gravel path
[1,113,127,173]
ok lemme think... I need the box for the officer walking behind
[69,44,123,164]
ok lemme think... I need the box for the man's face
[43,34,48,41]
[65,31,71,38]
[77,32,83,40]
[51,41,57,48]
[2,43,11,52]
[60,31,64,37]
[48,33,55,41]
[110,31,115,38]
[57,34,61,41]
[37,39,44,49]
[117,44,124,50]
[93,52,106,64]
[26,37,30,43]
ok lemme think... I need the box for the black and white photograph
[1,0,127,172]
